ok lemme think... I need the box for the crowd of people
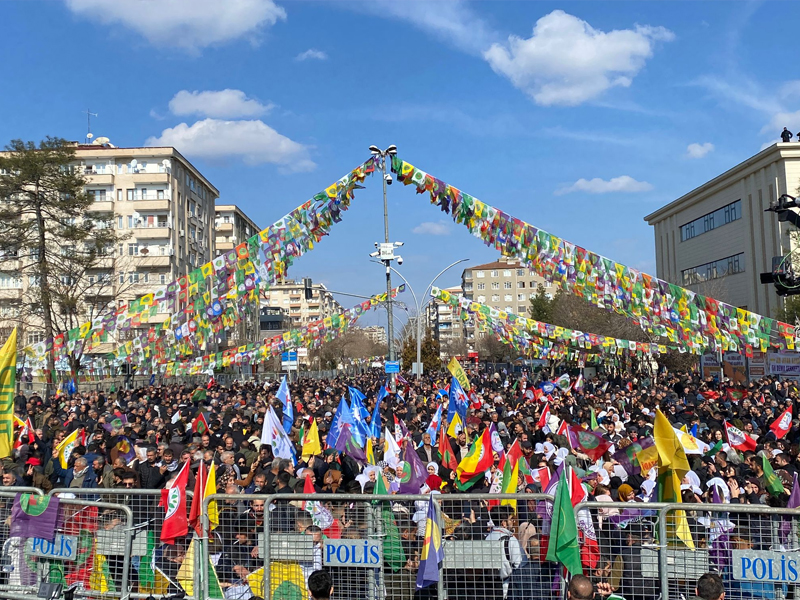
[5,366,800,599]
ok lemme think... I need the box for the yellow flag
[302,419,322,458]
[366,437,375,465]
[447,412,463,438]
[56,428,80,469]
[0,327,16,458]
[204,463,219,530]
[447,357,470,391]
[653,409,690,475]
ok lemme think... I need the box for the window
[157,189,165,200]
[516,269,525,276]
[504,294,512,302]
[489,282,498,290]
[190,226,196,240]
[0,275,21,289]
[503,269,511,277]
[127,189,134,201]
[27,332,44,345]
[681,253,745,285]
[117,189,122,202]
[160,273,167,284]
[680,200,742,241]
[477,283,485,290]
[491,294,499,302]
[518,281,525,288]
[476,271,484,278]
[464,283,473,291]
[477,294,486,303]
[128,243,139,256]
[117,216,123,229]
[505,306,514,313]
[518,294,525,301]
[529,292,537,299]
[59,275,74,286]
[128,272,140,284]
[504,281,512,289]
[87,189,106,202]
[490,270,498,277]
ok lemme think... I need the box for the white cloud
[145,119,314,171]
[484,10,674,106]
[295,48,328,61]
[412,221,451,236]
[64,0,286,51]
[762,111,800,138]
[168,89,273,119]
[365,0,497,55]
[686,142,715,159]
[555,175,653,195]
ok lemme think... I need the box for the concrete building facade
[426,285,468,359]
[361,325,387,346]
[0,142,219,352]
[460,256,552,343]
[214,204,260,254]
[644,143,800,318]
[260,278,343,329]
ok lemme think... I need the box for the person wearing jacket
[486,505,524,598]
[51,454,97,489]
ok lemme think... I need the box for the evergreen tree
[0,138,127,385]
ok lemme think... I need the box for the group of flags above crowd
[11,150,800,383]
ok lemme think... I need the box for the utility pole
[369,145,398,390]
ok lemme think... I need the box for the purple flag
[781,473,800,543]
[708,482,732,570]
[612,438,654,476]
[333,424,367,464]
[10,494,60,541]
[398,441,427,494]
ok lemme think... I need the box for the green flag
[545,468,583,576]
[762,454,786,497]
[192,388,207,403]
[590,408,599,432]
[704,439,723,457]
[374,473,406,571]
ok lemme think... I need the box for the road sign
[412,362,424,375]
[385,361,400,373]
[281,351,298,370]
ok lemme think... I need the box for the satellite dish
[86,133,94,139]
[94,136,110,146]
[162,159,170,167]
[130,159,138,166]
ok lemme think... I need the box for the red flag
[188,460,206,536]
[537,466,551,490]
[557,420,569,437]
[439,431,459,471]
[567,425,612,461]
[206,377,215,389]
[536,403,551,431]
[193,413,209,435]
[532,388,544,402]
[159,458,191,544]
[568,467,599,569]
[301,471,315,511]
[724,420,757,452]
[506,439,523,468]
[770,407,793,440]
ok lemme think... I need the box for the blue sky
[1,1,798,326]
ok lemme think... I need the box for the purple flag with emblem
[333,423,367,464]
[781,473,800,543]
[10,493,60,541]
[399,440,428,494]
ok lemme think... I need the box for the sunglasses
[123,482,136,487]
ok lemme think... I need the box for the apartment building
[460,256,552,342]
[644,142,800,317]
[214,204,262,349]
[361,325,387,346]
[260,278,343,328]
[214,204,261,254]
[426,285,468,359]
[0,140,218,352]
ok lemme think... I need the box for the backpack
[500,535,542,600]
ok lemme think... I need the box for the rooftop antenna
[82,109,98,143]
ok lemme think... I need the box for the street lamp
[368,144,399,390]
[374,258,469,379]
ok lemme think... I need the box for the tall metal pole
[381,157,396,392]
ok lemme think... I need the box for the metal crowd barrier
[7,488,800,600]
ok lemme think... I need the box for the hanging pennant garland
[398,157,794,355]
[20,157,381,370]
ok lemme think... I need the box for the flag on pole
[447,377,469,423]
[56,428,81,469]
[188,460,206,536]
[500,459,520,510]
[537,403,551,432]
[205,463,219,531]
[302,419,322,458]
[425,405,443,445]
[456,427,494,489]
[192,412,209,435]
[590,408,599,432]
[383,427,401,470]
[275,376,294,434]
[545,467,583,576]
[160,459,190,544]
[263,406,296,463]
[0,328,16,458]
[446,412,463,438]
[724,420,757,452]
[573,374,584,393]
[762,455,786,497]
[439,431,459,471]
[770,407,793,440]
[374,471,407,572]
[555,373,571,391]
[398,441,428,494]
[447,357,470,391]
[654,409,695,550]
[416,494,443,589]
[370,388,385,438]
[10,493,60,541]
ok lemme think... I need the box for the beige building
[426,285,468,359]
[361,325,387,346]
[461,256,552,345]
[0,141,219,353]
[213,204,262,349]
[260,278,343,329]
[644,142,800,318]
[214,204,261,254]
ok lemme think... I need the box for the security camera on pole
[369,144,399,391]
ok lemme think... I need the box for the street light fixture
[372,258,470,379]
[369,145,399,390]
